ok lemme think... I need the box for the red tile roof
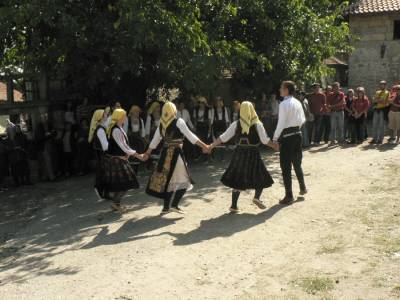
[347,0,400,15]
[324,57,348,66]
[0,82,23,102]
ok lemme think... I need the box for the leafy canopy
[0,0,351,102]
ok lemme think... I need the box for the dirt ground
[0,142,400,300]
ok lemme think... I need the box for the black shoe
[300,188,308,195]
[170,206,185,214]
[279,196,294,205]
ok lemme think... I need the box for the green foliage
[0,0,351,103]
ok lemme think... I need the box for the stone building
[347,0,400,96]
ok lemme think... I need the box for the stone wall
[349,13,400,97]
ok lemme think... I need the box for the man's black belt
[282,126,301,138]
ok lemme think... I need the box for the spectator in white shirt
[177,101,194,130]
[145,101,161,140]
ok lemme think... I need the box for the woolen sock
[171,189,186,208]
[231,190,240,209]
[163,192,173,210]
[254,188,263,199]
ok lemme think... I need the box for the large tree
[0,0,351,105]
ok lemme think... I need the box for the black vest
[108,126,127,156]
[93,125,106,151]
[213,107,227,122]
[160,119,184,141]
[194,107,209,122]
[235,122,261,145]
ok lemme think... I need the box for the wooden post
[6,78,14,103]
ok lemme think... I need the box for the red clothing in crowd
[352,96,370,114]
[390,88,398,102]
[326,92,346,111]
[308,92,326,115]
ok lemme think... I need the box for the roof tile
[348,0,400,15]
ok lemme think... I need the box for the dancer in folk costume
[89,108,111,200]
[127,105,146,174]
[104,108,145,213]
[144,102,209,215]
[208,101,277,213]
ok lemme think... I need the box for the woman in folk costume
[209,101,276,213]
[192,97,211,160]
[104,108,145,213]
[145,101,162,141]
[127,105,146,174]
[89,108,110,200]
[144,102,209,215]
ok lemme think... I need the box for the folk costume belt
[107,154,129,160]
[237,137,260,147]
[163,139,184,148]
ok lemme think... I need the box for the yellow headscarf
[239,101,261,134]
[160,101,177,130]
[107,108,127,137]
[147,101,161,115]
[88,109,104,143]
[128,105,141,117]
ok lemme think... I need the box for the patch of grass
[374,234,400,255]
[371,276,386,288]
[317,235,344,254]
[294,276,334,295]
[392,285,400,297]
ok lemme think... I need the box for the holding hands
[271,141,280,152]
[201,144,211,154]
[132,152,147,162]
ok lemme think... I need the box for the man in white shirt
[273,81,307,204]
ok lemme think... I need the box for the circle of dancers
[89,81,307,214]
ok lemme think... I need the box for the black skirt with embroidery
[221,146,273,190]
[103,155,139,192]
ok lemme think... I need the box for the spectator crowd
[1,79,399,192]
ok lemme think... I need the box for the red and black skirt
[221,145,273,190]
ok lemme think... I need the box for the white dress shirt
[149,118,199,149]
[177,109,194,129]
[145,115,161,136]
[273,96,306,141]
[112,126,136,155]
[96,127,109,151]
[220,121,270,144]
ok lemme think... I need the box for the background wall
[349,13,400,96]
